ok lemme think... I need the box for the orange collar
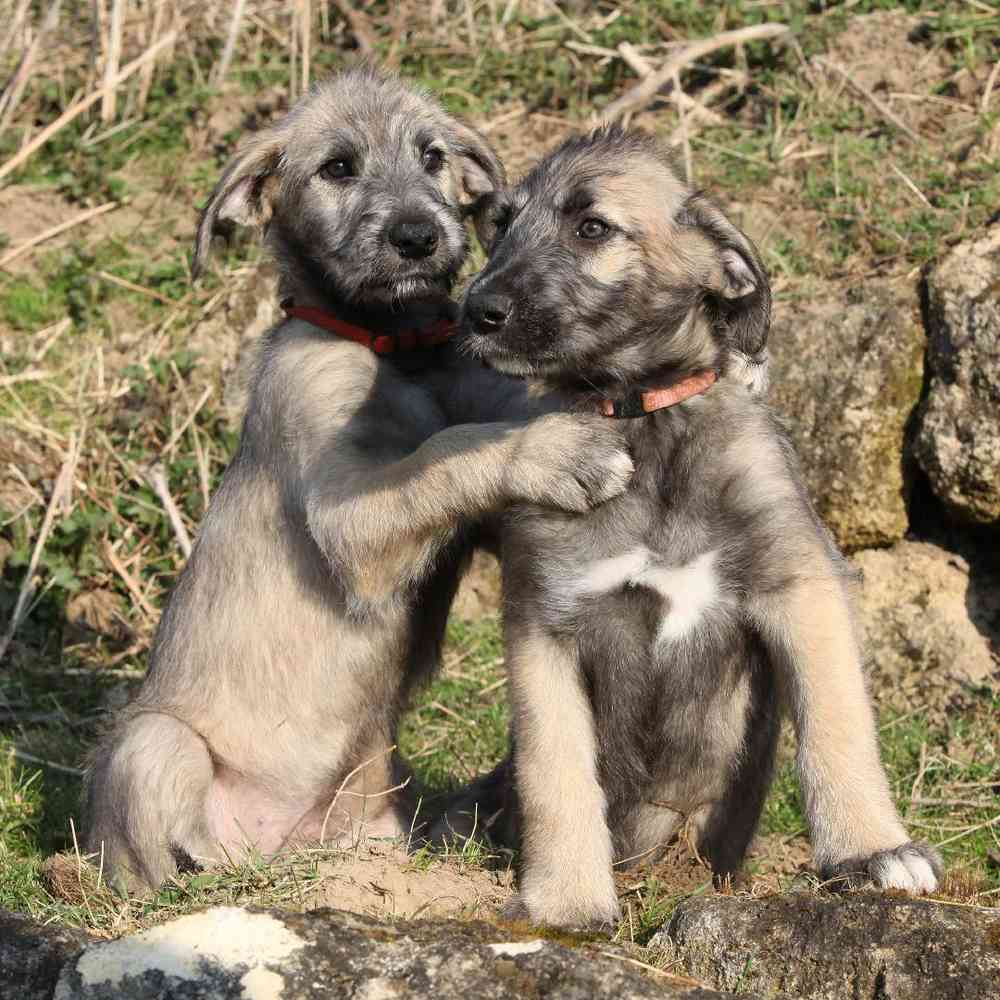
[282,300,457,355]
[598,370,717,418]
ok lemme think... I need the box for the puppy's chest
[524,493,740,647]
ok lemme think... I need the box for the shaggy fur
[83,70,634,892]
[455,126,941,928]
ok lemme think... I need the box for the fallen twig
[983,60,1000,113]
[0,432,81,665]
[101,0,125,123]
[318,745,397,845]
[935,813,1000,848]
[617,41,728,130]
[0,0,62,134]
[213,0,247,86]
[162,383,213,457]
[911,797,998,810]
[136,0,167,113]
[96,269,173,305]
[0,368,52,388]
[8,747,85,777]
[33,317,71,362]
[101,538,157,620]
[0,202,117,270]
[0,29,177,184]
[600,23,790,122]
[144,463,192,558]
[890,162,933,208]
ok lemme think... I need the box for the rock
[649,892,1000,1000]
[0,910,93,1000]
[913,225,1000,525]
[852,540,1000,714]
[768,283,924,551]
[0,905,756,1000]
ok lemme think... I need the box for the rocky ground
[4,892,1000,999]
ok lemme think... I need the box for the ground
[0,0,997,944]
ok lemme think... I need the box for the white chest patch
[567,546,727,644]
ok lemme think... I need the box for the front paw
[501,894,531,922]
[506,886,621,931]
[821,841,942,894]
[510,414,633,513]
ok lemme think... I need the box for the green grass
[400,616,510,794]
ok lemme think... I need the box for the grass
[400,616,509,793]
[1,0,998,946]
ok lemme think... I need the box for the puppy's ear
[192,132,283,279]
[448,120,506,247]
[681,195,771,358]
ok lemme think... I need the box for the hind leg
[697,670,781,884]
[426,753,519,849]
[85,711,216,893]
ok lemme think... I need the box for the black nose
[388,218,439,259]
[467,292,514,333]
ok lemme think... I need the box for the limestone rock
[768,284,924,551]
[0,910,93,1000]
[42,905,755,999]
[853,540,999,714]
[649,893,1000,1000]
[913,225,1000,525]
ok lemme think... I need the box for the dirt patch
[451,550,502,621]
[0,185,74,272]
[301,842,513,921]
[0,185,74,256]
[824,11,956,135]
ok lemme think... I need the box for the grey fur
[84,70,635,893]
[453,126,940,928]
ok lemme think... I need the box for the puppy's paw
[821,841,942,894]
[510,415,633,513]
[503,892,619,933]
[501,894,531,922]
[515,880,621,931]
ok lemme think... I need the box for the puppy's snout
[388,218,439,259]
[467,292,514,333]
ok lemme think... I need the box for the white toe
[902,854,938,893]
[874,856,912,889]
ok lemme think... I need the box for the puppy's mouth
[461,329,561,377]
[363,269,453,302]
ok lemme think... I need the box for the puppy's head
[193,66,504,306]
[462,126,769,389]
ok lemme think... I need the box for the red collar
[282,300,457,355]
[598,370,717,418]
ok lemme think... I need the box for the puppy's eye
[577,218,609,240]
[320,159,353,181]
[422,148,445,174]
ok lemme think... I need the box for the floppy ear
[192,132,283,279]
[681,195,771,358]
[448,120,506,247]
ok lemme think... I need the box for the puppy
[84,69,634,892]
[461,126,941,928]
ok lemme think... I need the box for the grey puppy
[84,69,634,892]
[461,126,942,928]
